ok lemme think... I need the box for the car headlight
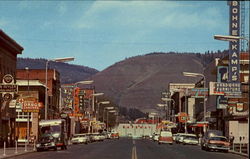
[51,142,55,146]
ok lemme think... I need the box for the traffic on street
[10,138,246,159]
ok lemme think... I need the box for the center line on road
[131,146,138,159]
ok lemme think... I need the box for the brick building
[0,30,23,147]
[16,69,61,119]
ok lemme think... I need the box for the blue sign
[217,66,228,109]
[229,1,240,83]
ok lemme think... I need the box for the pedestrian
[229,132,234,145]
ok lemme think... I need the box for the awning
[189,122,209,128]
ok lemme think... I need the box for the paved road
[11,138,247,159]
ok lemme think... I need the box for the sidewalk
[229,150,248,158]
[0,145,35,159]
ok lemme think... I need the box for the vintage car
[202,136,230,152]
[158,131,173,144]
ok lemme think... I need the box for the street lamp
[183,71,207,132]
[214,35,249,42]
[96,101,110,121]
[91,93,104,114]
[73,80,94,113]
[107,110,116,131]
[161,98,176,122]
[102,107,114,122]
[45,57,74,120]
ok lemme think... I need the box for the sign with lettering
[1,74,17,101]
[209,82,241,98]
[0,85,18,92]
[187,88,208,98]
[22,101,42,113]
[217,66,228,109]
[229,1,240,82]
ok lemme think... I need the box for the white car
[91,133,105,142]
[183,135,199,145]
[71,134,89,144]
[153,134,159,141]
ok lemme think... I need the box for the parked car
[111,131,119,139]
[158,131,173,145]
[201,130,223,150]
[71,134,89,144]
[36,134,57,151]
[152,133,159,142]
[91,133,105,142]
[202,136,230,152]
[172,134,178,141]
[182,134,199,145]
[175,133,186,144]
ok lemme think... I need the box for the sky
[0,0,249,71]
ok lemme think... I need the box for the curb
[229,150,248,158]
[0,150,36,159]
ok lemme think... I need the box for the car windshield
[210,137,228,142]
[161,131,172,136]
[185,136,197,140]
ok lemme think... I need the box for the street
[11,138,246,159]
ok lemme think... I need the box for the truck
[36,119,68,151]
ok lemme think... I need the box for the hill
[17,58,99,84]
[91,51,227,113]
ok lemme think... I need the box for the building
[16,69,61,119]
[15,80,46,142]
[215,52,249,144]
[0,30,23,147]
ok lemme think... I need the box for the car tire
[201,145,205,150]
[37,148,42,152]
[54,147,57,151]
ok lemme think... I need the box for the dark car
[36,134,57,151]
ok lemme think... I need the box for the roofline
[0,29,24,54]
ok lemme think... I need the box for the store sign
[209,82,241,98]
[187,88,208,98]
[0,85,18,92]
[22,101,42,113]
[229,1,240,82]
[0,74,17,101]
[236,103,243,112]
[217,66,228,109]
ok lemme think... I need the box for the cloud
[73,1,224,31]
[57,2,67,15]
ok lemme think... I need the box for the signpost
[0,74,18,102]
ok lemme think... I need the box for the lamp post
[102,107,114,130]
[214,35,249,155]
[160,98,176,122]
[73,80,93,134]
[183,72,207,132]
[25,67,30,144]
[73,80,94,112]
[97,101,110,121]
[45,57,74,120]
[107,110,116,131]
[91,93,104,117]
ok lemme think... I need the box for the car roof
[211,135,227,138]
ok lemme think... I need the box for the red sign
[178,112,188,123]
[22,101,42,112]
